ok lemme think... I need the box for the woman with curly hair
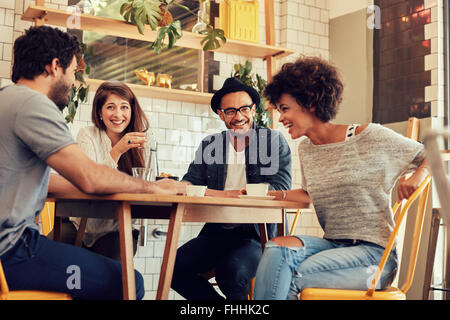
[252,56,430,299]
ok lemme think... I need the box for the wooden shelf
[22,5,295,60]
[86,78,212,104]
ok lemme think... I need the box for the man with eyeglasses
[171,77,292,300]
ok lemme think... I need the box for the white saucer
[238,195,276,200]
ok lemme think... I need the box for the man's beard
[226,120,253,138]
[228,127,252,138]
[48,79,71,108]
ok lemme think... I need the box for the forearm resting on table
[269,189,311,206]
[46,144,154,194]
[48,174,81,193]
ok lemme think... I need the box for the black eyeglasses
[220,105,254,117]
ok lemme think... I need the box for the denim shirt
[182,126,292,239]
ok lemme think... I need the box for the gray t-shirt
[0,84,75,256]
[299,123,425,248]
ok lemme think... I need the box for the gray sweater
[298,123,425,248]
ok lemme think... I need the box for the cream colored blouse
[71,126,151,247]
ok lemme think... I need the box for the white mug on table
[246,183,268,196]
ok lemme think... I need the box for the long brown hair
[92,81,149,175]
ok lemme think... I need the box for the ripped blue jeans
[253,235,398,300]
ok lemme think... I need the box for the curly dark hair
[264,56,344,122]
[12,26,81,83]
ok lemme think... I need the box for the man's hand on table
[151,179,188,195]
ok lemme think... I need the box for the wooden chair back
[39,199,55,236]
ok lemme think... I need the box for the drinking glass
[132,167,153,181]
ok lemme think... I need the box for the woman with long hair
[60,81,152,260]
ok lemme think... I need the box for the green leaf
[136,18,145,34]
[244,61,252,75]
[167,29,174,48]
[75,71,84,83]
[80,42,87,54]
[122,0,161,33]
[200,25,226,51]
[120,3,127,15]
[143,1,161,29]
[69,87,76,100]
[123,9,131,22]
[150,20,182,54]
[79,87,87,102]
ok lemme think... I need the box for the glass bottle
[192,0,210,33]
[144,132,158,182]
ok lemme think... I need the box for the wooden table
[49,192,307,300]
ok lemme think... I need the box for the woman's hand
[397,175,423,201]
[110,132,147,163]
[397,160,430,201]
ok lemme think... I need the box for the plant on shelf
[232,61,272,128]
[61,43,93,123]
[120,0,226,54]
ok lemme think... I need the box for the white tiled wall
[3,0,329,300]
[424,0,446,131]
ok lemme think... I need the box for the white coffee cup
[246,183,268,196]
[186,185,207,197]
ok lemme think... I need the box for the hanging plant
[120,0,162,33]
[232,61,272,128]
[120,0,226,54]
[200,24,226,51]
[60,43,93,123]
[150,20,182,54]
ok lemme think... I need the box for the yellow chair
[0,200,72,300]
[299,175,431,300]
[288,209,303,236]
[0,259,72,300]
[39,200,55,236]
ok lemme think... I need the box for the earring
[100,116,103,121]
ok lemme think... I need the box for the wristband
[282,190,287,200]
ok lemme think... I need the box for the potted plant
[232,61,272,128]
[61,43,92,123]
[120,0,226,54]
